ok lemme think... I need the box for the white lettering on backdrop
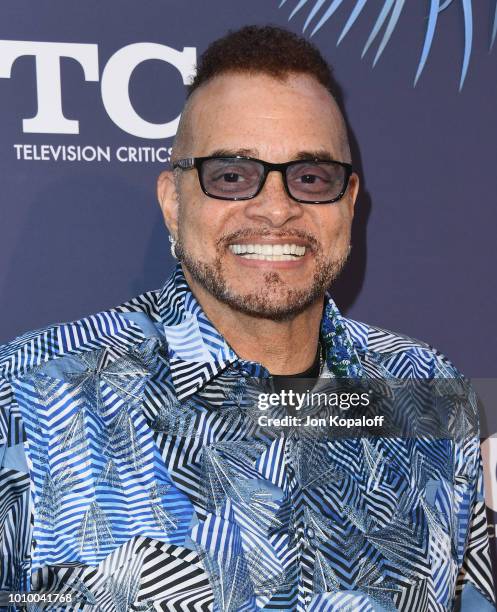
[0,40,196,138]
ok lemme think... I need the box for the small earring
[169,235,178,259]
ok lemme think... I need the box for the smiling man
[0,26,495,611]
[158,66,357,378]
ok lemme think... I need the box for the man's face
[162,72,358,321]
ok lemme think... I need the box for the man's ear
[157,169,179,237]
[347,172,360,218]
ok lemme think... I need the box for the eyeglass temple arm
[172,158,195,170]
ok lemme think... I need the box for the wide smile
[228,243,306,261]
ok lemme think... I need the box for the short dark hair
[187,25,339,99]
[174,25,350,162]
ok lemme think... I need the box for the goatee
[176,228,350,322]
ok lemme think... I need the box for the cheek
[178,201,202,250]
[178,199,228,252]
[316,209,352,246]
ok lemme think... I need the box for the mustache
[217,228,320,252]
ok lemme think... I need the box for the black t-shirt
[271,343,323,402]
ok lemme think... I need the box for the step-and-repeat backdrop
[1,0,496,592]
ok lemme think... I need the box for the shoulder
[342,317,482,447]
[0,288,162,383]
[341,316,461,378]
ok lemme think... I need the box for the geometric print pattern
[0,264,494,611]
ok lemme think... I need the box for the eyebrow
[207,148,336,161]
[208,148,259,158]
[295,150,335,162]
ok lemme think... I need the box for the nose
[243,170,304,227]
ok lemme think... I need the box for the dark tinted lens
[286,161,347,202]
[200,158,264,198]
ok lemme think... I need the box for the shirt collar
[158,264,363,400]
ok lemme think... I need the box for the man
[0,26,494,611]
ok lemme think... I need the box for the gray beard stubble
[176,227,350,322]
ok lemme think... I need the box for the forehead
[184,72,346,161]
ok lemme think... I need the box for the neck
[183,270,323,375]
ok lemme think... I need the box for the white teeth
[229,243,306,259]
[241,254,299,261]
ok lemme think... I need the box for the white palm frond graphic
[279,0,497,89]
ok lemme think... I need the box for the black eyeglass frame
[172,155,353,204]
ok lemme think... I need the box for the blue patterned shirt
[0,264,494,610]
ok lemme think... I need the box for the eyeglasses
[172,155,353,204]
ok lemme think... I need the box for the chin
[219,285,324,321]
[178,243,346,319]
